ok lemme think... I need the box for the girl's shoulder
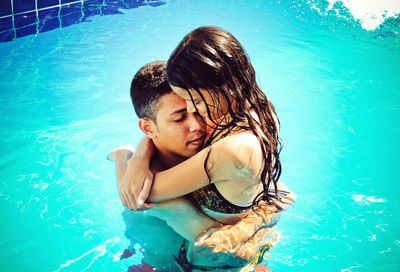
[222,131,260,148]
[211,131,263,177]
[217,130,260,148]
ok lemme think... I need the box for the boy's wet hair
[130,61,172,120]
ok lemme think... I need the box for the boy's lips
[187,135,205,147]
[188,140,202,146]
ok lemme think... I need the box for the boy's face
[151,93,207,158]
[171,86,229,127]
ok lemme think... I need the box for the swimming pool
[1,0,399,271]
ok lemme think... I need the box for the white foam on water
[379,247,392,254]
[327,0,400,30]
[340,264,363,272]
[352,194,385,205]
[368,233,376,241]
[54,237,121,272]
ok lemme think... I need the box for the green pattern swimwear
[191,184,251,214]
[191,184,294,214]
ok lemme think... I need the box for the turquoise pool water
[1,0,399,271]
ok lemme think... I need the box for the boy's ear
[138,118,157,139]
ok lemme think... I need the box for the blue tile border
[38,0,59,9]
[0,30,14,42]
[13,0,36,14]
[0,17,13,31]
[38,6,60,33]
[0,1,12,17]
[61,2,83,27]
[0,0,167,43]
[16,23,36,38]
[14,11,37,28]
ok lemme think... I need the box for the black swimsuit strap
[208,183,252,212]
[191,184,251,214]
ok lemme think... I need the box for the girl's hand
[119,156,153,210]
[118,137,155,210]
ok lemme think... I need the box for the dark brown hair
[130,61,172,120]
[166,26,282,206]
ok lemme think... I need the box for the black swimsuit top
[190,183,251,214]
[191,182,295,214]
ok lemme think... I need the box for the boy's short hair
[130,61,172,120]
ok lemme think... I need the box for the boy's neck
[150,149,186,172]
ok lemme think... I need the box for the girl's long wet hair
[166,26,282,206]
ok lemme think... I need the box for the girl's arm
[109,145,221,242]
[148,132,262,202]
[120,132,261,210]
[119,136,155,210]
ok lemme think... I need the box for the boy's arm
[120,133,264,210]
[146,197,222,243]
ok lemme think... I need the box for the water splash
[327,0,400,30]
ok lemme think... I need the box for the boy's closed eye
[172,114,186,122]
